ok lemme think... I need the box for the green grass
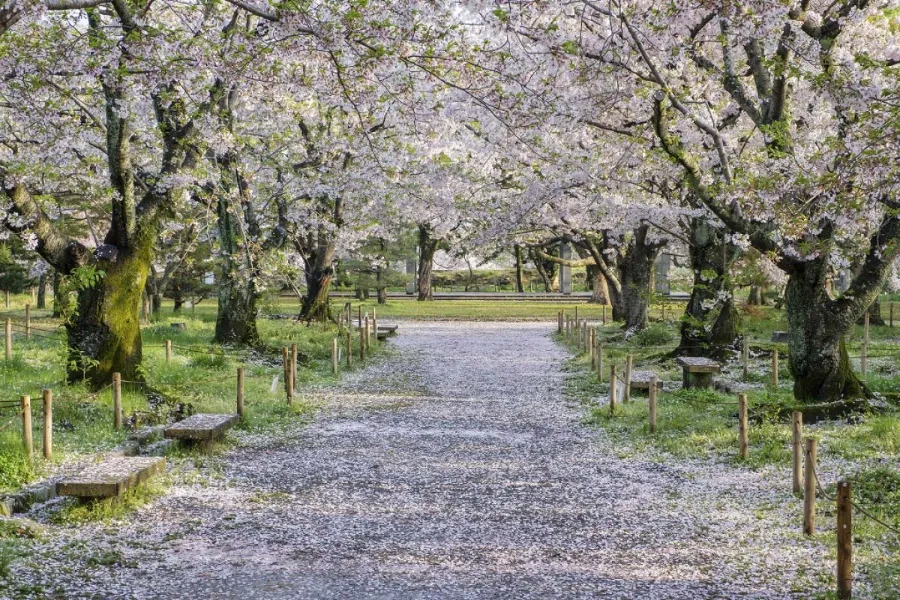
[0,299,387,495]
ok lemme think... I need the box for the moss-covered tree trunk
[213,191,261,345]
[679,218,739,355]
[300,246,335,322]
[787,258,865,401]
[66,241,151,389]
[417,224,439,301]
[587,265,609,304]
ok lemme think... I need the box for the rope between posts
[810,462,900,535]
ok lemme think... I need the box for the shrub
[632,324,675,348]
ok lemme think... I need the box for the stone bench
[771,331,790,343]
[376,325,398,341]
[170,322,187,331]
[675,357,721,389]
[165,413,240,450]
[57,456,165,499]
[629,370,663,392]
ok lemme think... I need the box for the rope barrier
[811,462,900,536]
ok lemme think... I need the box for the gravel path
[5,322,829,599]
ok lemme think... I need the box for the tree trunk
[588,265,609,304]
[618,226,662,332]
[299,230,336,322]
[66,250,149,389]
[859,297,885,326]
[748,286,764,305]
[787,259,865,402]
[376,265,387,304]
[679,218,739,354]
[417,224,439,301]
[514,245,525,293]
[172,283,184,313]
[213,193,261,345]
[36,271,46,309]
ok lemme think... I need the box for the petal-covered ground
[4,322,829,599]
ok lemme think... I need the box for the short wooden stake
[236,367,244,417]
[112,372,122,430]
[574,306,578,327]
[890,302,894,328]
[742,336,749,378]
[661,302,666,321]
[21,395,32,459]
[792,411,803,495]
[345,332,352,367]
[648,375,658,434]
[589,329,596,368]
[609,364,617,414]
[597,344,604,382]
[837,481,852,600]
[365,316,371,348]
[771,348,779,388]
[602,304,607,324]
[42,389,52,461]
[360,324,366,361]
[282,347,292,404]
[24,304,30,339]
[331,338,339,375]
[861,312,869,376]
[4,318,10,360]
[557,311,563,334]
[290,344,298,394]
[372,309,378,344]
[624,354,633,402]
[738,393,749,459]
[803,437,817,535]
[165,339,172,362]
[358,306,362,329]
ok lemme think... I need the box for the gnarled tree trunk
[618,226,664,332]
[417,224,439,301]
[36,271,46,309]
[679,218,739,355]
[299,234,336,322]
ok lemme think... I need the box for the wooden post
[4,318,10,360]
[112,372,122,430]
[803,437,817,535]
[365,316,371,348]
[345,332,352,367]
[661,302,666,321]
[837,481,852,600]
[42,389,52,461]
[236,368,244,418]
[24,304,30,340]
[890,302,894,328]
[792,412,803,495]
[597,344,604,382]
[282,347,291,403]
[358,306,362,329]
[290,344,298,394]
[742,336,749,378]
[738,393,749,459]
[558,311,563,334]
[861,312,870,376]
[649,375,657,434]
[332,338,339,375]
[165,339,172,362]
[602,304,607,324]
[574,306,578,327]
[771,348,779,388]
[609,364,617,414]
[21,395,32,459]
[590,329,596,368]
[624,354,633,402]
[360,324,366,361]
[372,309,378,344]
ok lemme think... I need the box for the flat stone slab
[629,371,662,389]
[57,456,165,499]
[771,331,790,343]
[165,413,240,441]
[675,357,721,373]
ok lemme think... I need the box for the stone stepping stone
[376,325,399,340]
[57,456,165,499]
[629,370,662,390]
[675,357,721,389]
[164,413,240,444]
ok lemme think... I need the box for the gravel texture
[3,322,830,599]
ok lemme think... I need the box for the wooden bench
[629,370,663,392]
[57,456,165,499]
[376,325,398,341]
[165,413,240,450]
[676,357,721,389]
